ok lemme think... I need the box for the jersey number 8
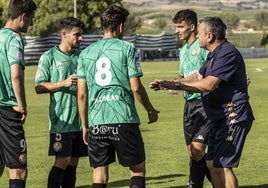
[95,57,112,86]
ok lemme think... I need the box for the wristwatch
[174,82,181,90]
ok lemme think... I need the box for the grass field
[1,58,268,187]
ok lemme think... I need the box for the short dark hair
[58,17,85,33]
[100,5,129,31]
[173,9,197,27]
[8,0,37,19]
[199,16,227,41]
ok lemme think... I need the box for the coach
[150,16,254,188]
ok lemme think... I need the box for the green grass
[1,59,268,187]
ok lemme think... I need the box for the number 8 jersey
[77,38,142,126]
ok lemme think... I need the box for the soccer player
[150,16,254,188]
[34,17,88,188]
[171,9,213,187]
[77,5,159,188]
[0,0,37,187]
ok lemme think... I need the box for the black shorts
[87,124,145,168]
[49,132,88,157]
[206,118,253,168]
[0,106,27,169]
[183,99,211,145]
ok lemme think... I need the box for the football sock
[130,176,145,188]
[189,158,205,188]
[9,179,26,188]
[47,166,64,188]
[92,183,107,188]
[61,165,77,188]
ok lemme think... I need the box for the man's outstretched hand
[149,79,163,91]
[149,80,177,91]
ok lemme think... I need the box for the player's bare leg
[9,168,27,187]
[130,161,145,188]
[207,161,237,188]
[207,162,238,188]
[92,166,108,188]
[9,168,27,180]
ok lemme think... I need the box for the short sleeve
[128,46,143,79]
[7,35,25,69]
[35,53,51,84]
[210,50,240,82]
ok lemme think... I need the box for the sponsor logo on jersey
[92,125,120,135]
[91,125,120,141]
[93,94,119,103]
[55,61,65,70]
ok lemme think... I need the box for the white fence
[238,47,268,58]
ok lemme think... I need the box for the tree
[0,6,3,27]
[219,12,240,32]
[124,13,142,35]
[0,0,141,36]
[260,33,268,47]
[27,0,68,35]
[0,0,8,27]
[0,0,139,36]
[21,0,141,35]
[254,11,268,30]
[27,0,123,35]
[153,18,167,31]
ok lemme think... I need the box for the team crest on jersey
[191,48,197,56]
[53,142,62,152]
[136,60,141,70]
[16,51,22,60]
[35,71,41,79]
[18,153,27,164]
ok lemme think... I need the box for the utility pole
[74,0,77,18]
